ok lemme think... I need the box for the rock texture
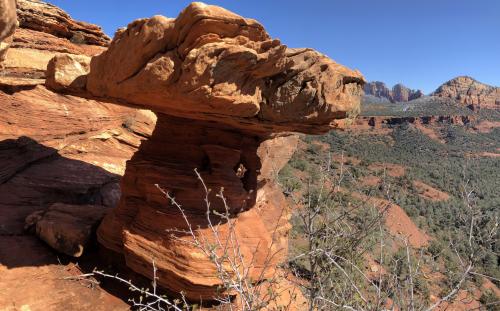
[46,53,91,92]
[74,2,366,302]
[364,81,424,102]
[16,0,110,46]
[2,0,107,80]
[26,203,111,257]
[352,115,476,130]
[86,3,363,133]
[0,88,154,310]
[432,76,500,110]
[0,0,17,62]
[0,0,16,42]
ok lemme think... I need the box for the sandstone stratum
[0,0,364,307]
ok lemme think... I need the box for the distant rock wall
[0,0,17,62]
[2,0,107,81]
[364,81,423,102]
[352,114,476,130]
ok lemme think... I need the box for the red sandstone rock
[0,0,17,62]
[81,2,365,302]
[2,0,107,79]
[16,0,110,46]
[0,1,155,308]
[432,76,500,109]
[11,28,106,56]
[0,85,155,308]
[364,81,424,102]
[86,3,363,133]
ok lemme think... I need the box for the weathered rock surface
[86,3,363,133]
[46,53,90,92]
[0,85,155,309]
[76,2,366,302]
[2,0,106,80]
[26,203,111,257]
[0,1,156,309]
[432,76,500,109]
[0,0,17,63]
[11,27,106,56]
[0,0,16,42]
[16,0,110,46]
[364,81,424,102]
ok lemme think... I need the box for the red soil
[368,162,406,178]
[413,180,450,202]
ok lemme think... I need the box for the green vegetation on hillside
[281,111,500,307]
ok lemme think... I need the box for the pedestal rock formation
[52,2,364,302]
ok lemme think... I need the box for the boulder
[26,203,111,257]
[46,53,90,92]
[0,0,16,63]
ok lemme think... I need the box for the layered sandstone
[0,0,16,41]
[0,1,157,308]
[2,0,107,80]
[55,2,366,302]
[16,0,110,46]
[364,81,424,102]
[432,76,500,109]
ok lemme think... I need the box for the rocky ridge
[0,0,17,62]
[16,0,110,46]
[432,76,500,110]
[364,81,424,102]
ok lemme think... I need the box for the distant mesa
[364,81,424,103]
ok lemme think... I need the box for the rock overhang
[83,2,364,134]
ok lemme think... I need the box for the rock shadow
[0,136,145,305]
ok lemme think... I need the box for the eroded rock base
[98,114,298,300]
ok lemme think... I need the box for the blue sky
[47,0,500,93]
